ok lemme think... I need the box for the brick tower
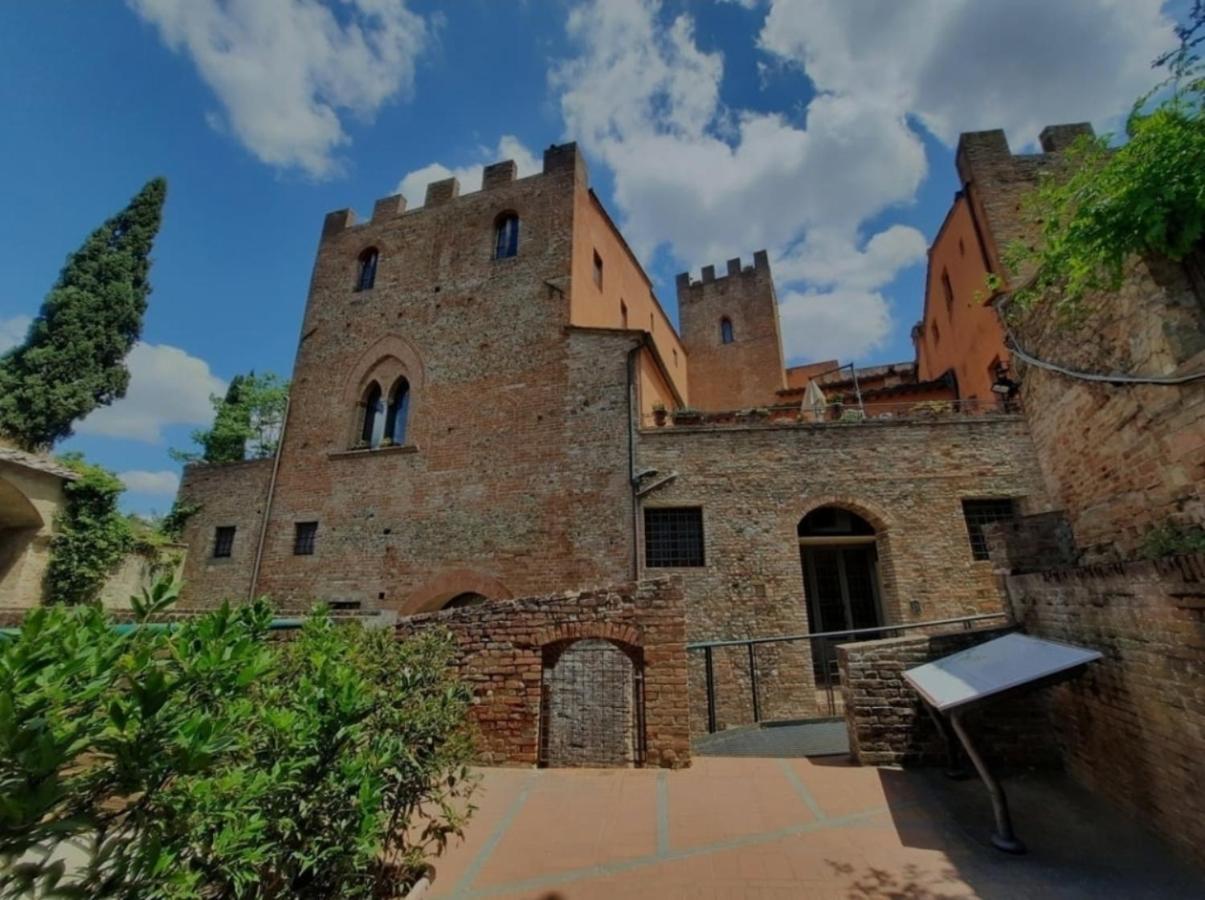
[677,250,786,410]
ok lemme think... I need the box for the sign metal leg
[949,711,1026,854]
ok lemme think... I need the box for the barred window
[645,507,704,567]
[213,526,236,559]
[961,498,1016,561]
[294,521,318,556]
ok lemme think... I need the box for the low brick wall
[1003,553,1205,869]
[838,625,1061,768]
[394,578,690,768]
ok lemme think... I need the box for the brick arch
[342,333,426,405]
[400,568,514,615]
[532,621,643,653]
[795,495,893,534]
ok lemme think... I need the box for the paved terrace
[426,757,1200,899]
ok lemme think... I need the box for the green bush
[44,453,136,604]
[1139,522,1205,560]
[0,581,476,898]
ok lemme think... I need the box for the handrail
[686,612,1009,650]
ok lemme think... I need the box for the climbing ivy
[1004,6,1205,313]
[44,454,134,604]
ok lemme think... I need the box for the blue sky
[0,1,1184,513]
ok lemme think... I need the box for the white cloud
[76,343,225,443]
[127,0,432,178]
[0,315,31,353]
[118,469,181,496]
[395,135,541,207]
[550,0,927,363]
[551,0,1177,363]
[778,288,893,362]
[759,0,1176,148]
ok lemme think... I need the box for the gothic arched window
[385,378,411,445]
[720,317,735,344]
[494,213,519,259]
[356,247,379,292]
[361,382,385,447]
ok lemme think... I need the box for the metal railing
[643,397,1016,430]
[688,612,1010,733]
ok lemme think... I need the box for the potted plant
[671,406,702,426]
[652,403,668,427]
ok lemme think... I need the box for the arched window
[384,378,411,445]
[356,248,379,291]
[494,213,519,259]
[720,317,734,344]
[360,382,385,447]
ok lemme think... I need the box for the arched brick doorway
[539,638,645,767]
[799,506,885,635]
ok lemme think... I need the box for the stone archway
[540,638,644,767]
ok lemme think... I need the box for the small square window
[961,499,1017,561]
[294,521,318,556]
[213,526,236,559]
[645,507,705,567]
[593,250,603,289]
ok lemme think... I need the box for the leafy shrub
[44,453,135,604]
[1139,522,1205,559]
[0,581,475,898]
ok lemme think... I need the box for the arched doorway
[798,506,884,636]
[540,639,644,767]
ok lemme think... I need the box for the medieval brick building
[172,142,1050,729]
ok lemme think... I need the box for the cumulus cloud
[759,0,1175,148]
[127,0,432,178]
[395,135,541,206]
[118,469,181,496]
[0,315,31,353]
[551,0,1176,362]
[551,0,927,362]
[76,343,225,443]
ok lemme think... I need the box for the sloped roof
[0,447,80,481]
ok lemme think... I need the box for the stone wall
[838,625,1061,768]
[177,458,274,608]
[638,415,1052,728]
[393,578,690,768]
[0,460,67,608]
[1002,553,1205,869]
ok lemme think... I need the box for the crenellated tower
[677,250,786,410]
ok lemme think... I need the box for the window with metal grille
[644,507,704,567]
[961,499,1016,560]
[213,526,235,559]
[294,521,318,556]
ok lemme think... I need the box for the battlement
[675,250,770,298]
[955,122,1094,186]
[321,142,588,238]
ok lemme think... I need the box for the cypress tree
[202,374,250,463]
[0,178,167,450]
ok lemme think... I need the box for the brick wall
[955,125,1205,560]
[838,625,1061,768]
[177,459,274,607]
[1002,553,1205,868]
[393,578,690,768]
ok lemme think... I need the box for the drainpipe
[249,395,290,602]
[627,342,641,582]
